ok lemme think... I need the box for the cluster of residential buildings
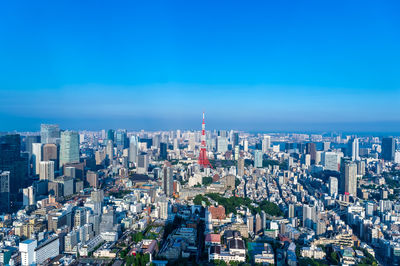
[0,121,399,265]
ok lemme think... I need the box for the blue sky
[0,1,399,132]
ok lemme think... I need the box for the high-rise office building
[302,204,316,229]
[0,135,29,204]
[323,142,331,151]
[306,142,317,164]
[246,215,254,233]
[237,158,245,177]
[218,130,227,138]
[255,213,262,234]
[288,204,295,218]
[32,143,42,175]
[107,129,115,142]
[39,161,55,181]
[160,142,167,160]
[24,135,41,156]
[322,152,339,171]
[116,130,128,149]
[254,150,263,168]
[163,166,174,197]
[217,136,228,154]
[188,132,196,151]
[341,160,357,197]
[59,131,79,168]
[234,145,239,160]
[357,160,366,176]
[329,176,338,196]
[244,139,249,152]
[106,140,113,162]
[40,124,60,144]
[262,135,271,153]
[137,153,149,174]
[42,144,58,170]
[348,138,360,161]
[152,134,161,149]
[86,171,99,188]
[0,171,10,213]
[129,136,138,165]
[382,137,395,161]
[232,132,239,148]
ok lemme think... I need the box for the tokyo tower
[198,112,212,168]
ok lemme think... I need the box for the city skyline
[1,1,400,131]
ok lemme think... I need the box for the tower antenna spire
[198,112,212,168]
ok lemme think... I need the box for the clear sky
[1,0,399,132]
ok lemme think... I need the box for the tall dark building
[160,142,167,160]
[382,137,395,161]
[306,142,317,164]
[0,171,10,213]
[298,143,306,154]
[107,129,115,142]
[232,132,239,148]
[115,130,128,149]
[0,135,29,207]
[163,166,173,197]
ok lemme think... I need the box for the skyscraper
[188,132,196,151]
[262,135,271,153]
[0,171,10,213]
[59,131,79,168]
[0,134,29,205]
[348,138,360,161]
[32,143,42,175]
[137,153,149,174]
[329,176,338,196]
[302,204,316,229]
[152,134,161,149]
[40,124,60,144]
[232,132,239,148]
[42,144,58,170]
[115,130,128,149]
[107,129,115,142]
[255,213,262,234]
[306,142,317,164]
[341,160,357,197]
[237,158,245,177]
[86,171,99,188]
[288,204,295,218]
[163,166,174,197]
[160,142,167,160]
[254,150,263,168]
[39,161,55,181]
[106,140,113,163]
[129,136,138,165]
[217,136,228,154]
[24,135,41,157]
[382,137,395,161]
[322,152,339,171]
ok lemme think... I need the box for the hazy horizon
[1,1,399,132]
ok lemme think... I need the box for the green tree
[203,176,213,186]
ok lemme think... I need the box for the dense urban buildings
[0,118,398,266]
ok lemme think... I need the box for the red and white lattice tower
[198,112,212,168]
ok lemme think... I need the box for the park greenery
[205,193,283,217]
[202,176,213,186]
[109,190,131,198]
[193,194,211,206]
[125,252,150,266]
